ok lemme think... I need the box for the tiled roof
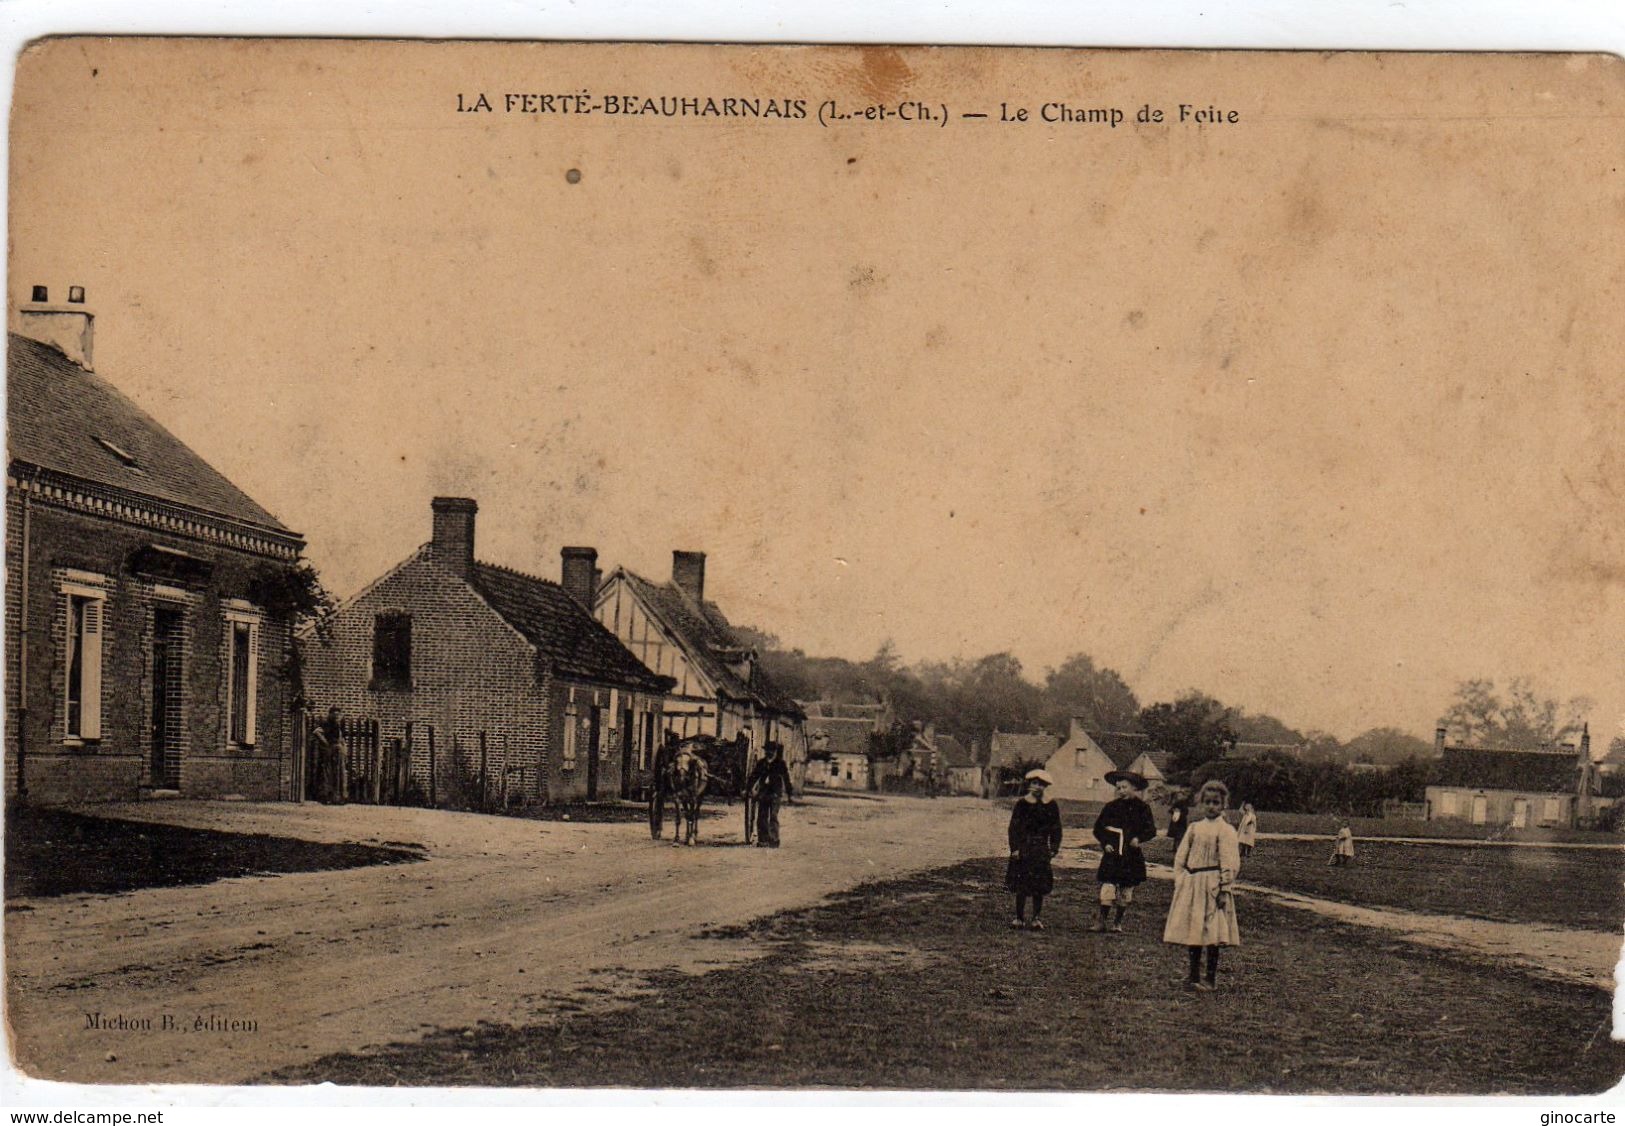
[935,734,977,768]
[7,333,291,533]
[618,569,804,720]
[1435,746,1581,793]
[807,717,875,758]
[834,702,886,720]
[1229,741,1309,760]
[799,700,888,722]
[470,562,673,693]
[1086,730,1151,770]
[988,731,1061,768]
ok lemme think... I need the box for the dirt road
[5,794,1005,1085]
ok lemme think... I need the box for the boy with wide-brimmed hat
[1090,770,1158,932]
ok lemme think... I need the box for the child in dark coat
[1091,771,1158,932]
[1006,769,1063,930]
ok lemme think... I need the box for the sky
[8,40,1623,744]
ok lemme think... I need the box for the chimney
[672,550,706,603]
[1070,716,1088,742]
[561,546,599,610]
[1435,726,1447,754]
[1576,723,1594,816]
[430,497,477,579]
[16,284,94,370]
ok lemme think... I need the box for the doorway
[619,706,635,799]
[150,605,184,790]
[586,704,602,800]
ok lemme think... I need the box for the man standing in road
[747,741,793,848]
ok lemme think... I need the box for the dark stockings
[1186,945,1221,983]
[1015,894,1045,921]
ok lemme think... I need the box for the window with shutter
[226,618,259,746]
[563,701,578,770]
[63,585,106,741]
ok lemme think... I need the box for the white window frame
[1438,791,1457,817]
[224,601,263,749]
[1542,797,1562,823]
[60,578,108,742]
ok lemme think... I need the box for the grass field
[266,858,1625,1093]
[1052,800,1619,844]
[1236,839,1624,930]
[4,807,423,898]
[1253,810,1618,844]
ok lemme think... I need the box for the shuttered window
[65,593,105,740]
[563,699,578,770]
[226,619,259,746]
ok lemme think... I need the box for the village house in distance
[1425,725,1600,828]
[1041,722,1170,803]
[802,699,890,790]
[300,498,675,804]
[5,287,306,804]
[593,551,808,786]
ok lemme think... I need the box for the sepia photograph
[4,34,1623,1099]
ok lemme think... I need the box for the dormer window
[93,434,144,473]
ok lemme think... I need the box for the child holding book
[1091,770,1159,933]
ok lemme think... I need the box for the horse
[666,747,710,845]
[649,732,754,843]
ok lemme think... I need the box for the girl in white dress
[1237,802,1258,859]
[1329,822,1355,866]
[1163,779,1242,991]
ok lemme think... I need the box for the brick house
[593,552,807,789]
[6,298,306,804]
[1425,725,1598,828]
[299,498,673,804]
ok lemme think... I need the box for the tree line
[739,628,1609,812]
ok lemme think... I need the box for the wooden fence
[301,713,521,811]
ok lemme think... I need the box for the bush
[1595,801,1625,834]
[1192,752,1436,815]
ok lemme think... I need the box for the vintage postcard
[5,39,1623,1096]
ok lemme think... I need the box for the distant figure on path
[1166,787,1191,849]
[1237,802,1258,860]
[1164,779,1242,992]
[1005,769,1063,930]
[1330,822,1356,867]
[746,741,793,848]
[1091,771,1158,933]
